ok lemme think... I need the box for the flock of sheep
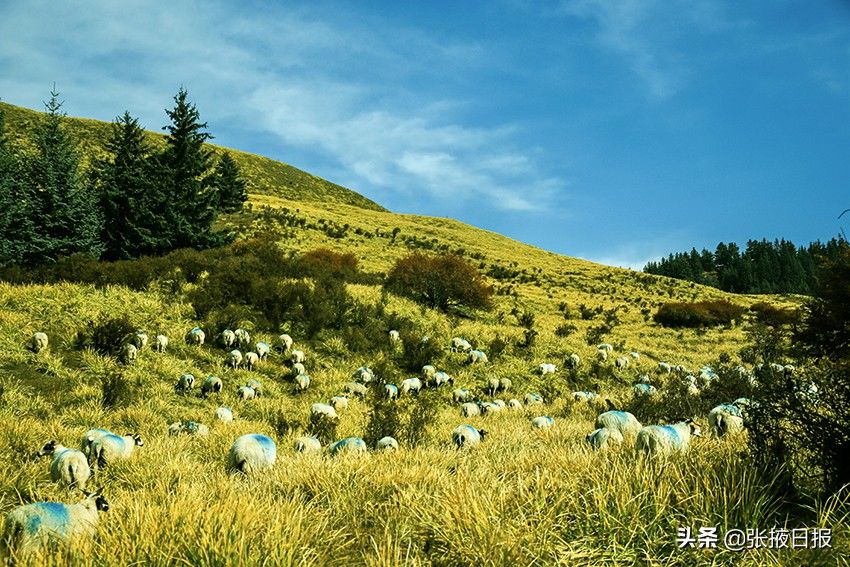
[7,328,765,555]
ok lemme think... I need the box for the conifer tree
[0,106,31,266]
[213,151,247,213]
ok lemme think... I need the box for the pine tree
[22,88,103,265]
[0,106,31,266]
[213,151,247,213]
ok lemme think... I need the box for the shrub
[554,323,577,338]
[307,412,338,445]
[750,302,802,328]
[488,336,510,360]
[76,314,137,358]
[298,248,359,280]
[402,389,440,448]
[398,329,445,373]
[653,300,744,328]
[384,252,493,312]
[101,369,133,410]
[364,382,403,448]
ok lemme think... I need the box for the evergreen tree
[213,151,247,213]
[0,107,31,266]
[22,88,103,265]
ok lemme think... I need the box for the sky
[1,0,848,269]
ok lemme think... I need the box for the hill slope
[0,101,385,212]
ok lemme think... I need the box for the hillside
[0,101,385,212]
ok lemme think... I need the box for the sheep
[566,353,581,369]
[201,375,223,397]
[630,351,640,361]
[486,377,511,396]
[376,436,399,452]
[388,329,400,343]
[352,366,375,383]
[225,350,242,370]
[328,437,367,456]
[597,350,608,362]
[467,350,488,365]
[80,429,112,456]
[236,386,256,401]
[246,379,263,397]
[219,329,236,348]
[452,388,471,403]
[614,356,630,370]
[698,366,719,387]
[291,362,306,377]
[385,384,399,400]
[35,441,91,490]
[638,374,652,384]
[294,373,311,392]
[294,436,321,454]
[531,416,555,429]
[573,391,599,403]
[3,489,109,554]
[154,334,168,353]
[635,419,702,459]
[215,407,233,423]
[450,337,472,353]
[88,433,144,466]
[330,395,349,410]
[708,404,744,438]
[344,381,368,398]
[595,410,642,440]
[586,427,624,451]
[657,361,673,374]
[508,398,522,410]
[401,377,422,396]
[452,425,487,449]
[311,403,339,421]
[131,330,148,350]
[434,371,453,387]
[290,349,306,364]
[255,341,270,360]
[524,392,544,405]
[234,328,251,351]
[175,373,195,393]
[120,343,137,365]
[29,332,49,353]
[244,352,259,371]
[227,434,276,474]
[632,383,658,397]
[185,327,205,346]
[481,402,503,415]
[597,343,614,353]
[538,363,557,375]
[798,382,819,404]
[461,402,480,417]
[421,365,437,382]
[168,421,210,437]
[276,333,294,353]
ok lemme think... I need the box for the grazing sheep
[244,352,259,371]
[531,416,555,429]
[524,392,544,405]
[291,362,306,378]
[487,377,500,396]
[290,349,306,364]
[175,373,196,393]
[401,377,422,395]
[566,353,581,369]
[452,388,471,403]
[657,362,673,374]
[219,329,236,348]
[481,402,503,415]
[330,396,349,411]
[227,434,276,474]
[450,337,472,353]
[29,332,49,353]
[508,398,522,410]
[255,341,270,360]
[421,365,437,382]
[185,327,205,346]
[352,366,375,383]
[461,402,480,417]
[246,379,263,397]
[131,330,148,350]
[88,433,144,466]
[294,436,321,454]
[168,421,210,437]
[635,420,702,459]
[434,371,453,387]
[276,334,294,353]
[630,351,640,361]
[632,383,658,397]
[234,328,251,351]
[452,425,487,449]
[586,427,624,451]
[120,343,137,365]
[708,404,744,437]
[215,407,233,423]
[344,381,368,398]
[201,376,223,397]
[227,349,243,369]
[597,350,608,362]
[467,350,488,365]
[595,410,642,440]
[154,334,168,352]
[615,356,630,370]
[385,384,399,400]
[388,330,400,343]
[499,377,512,392]
[36,441,91,490]
[638,374,652,384]
[3,489,109,554]
[311,403,339,421]
[236,386,256,401]
[328,437,367,456]
[294,373,311,392]
[376,436,399,452]
[597,343,614,353]
[538,363,557,375]
[573,391,599,403]
[80,429,112,456]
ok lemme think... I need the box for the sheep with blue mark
[168,421,210,437]
[531,416,555,429]
[524,392,544,405]
[255,341,270,360]
[29,332,49,353]
[244,352,259,371]
[80,429,112,456]
[595,410,642,441]
[3,489,109,555]
[227,434,276,474]
[234,328,251,351]
[586,428,624,451]
[401,377,422,395]
[635,419,702,459]
[467,350,488,365]
[185,327,205,346]
[35,440,91,490]
[175,373,195,394]
[328,437,367,456]
[708,404,744,438]
[154,334,168,353]
[219,329,236,348]
[385,384,399,400]
[294,436,321,454]
[294,373,311,392]
[376,437,399,452]
[452,425,487,449]
[88,433,144,467]
[452,388,471,403]
[201,376,223,397]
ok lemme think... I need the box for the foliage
[749,302,802,328]
[101,369,134,410]
[75,314,137,358]
[654,300,745,328]
[385,252,493,312]
[397,328,445,373]
[795,242,850,360]
[213,151,248,213]
[363,382,403,448]
[298,248,359,281]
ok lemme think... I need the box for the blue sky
[1,1,848,268]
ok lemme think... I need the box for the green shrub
[75,314,136,357]
[384,252,493,312]
[101,369,133,410]
[653,300,744,328]
[750,302,802,327]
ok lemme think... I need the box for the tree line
[0,87,247,266]
[643,237,847,295]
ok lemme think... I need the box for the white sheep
[352,366,375,383]
[290,349,306,364]
[201,376,223,397]
[531,416,555,429]
[657,361,673,374]
[185,327,205,346]
[388,329,400,343]
[120,343,137,365]
[481,401,503,415]
[450,337,472,352]
[234,328,251,351]
[385,384,399,399]
[328,437,367,456]
[632,383,658,397]
[597,349,608,362]
[236,386,256,401]
[294,436,321,454]
[708,404,745,437]
[566,353,581,369]
[635,420,702,459]
[524,392,544,405]
[154,334,168,353]
[467,350,488,365]
[36,441,91,490]
[538,363,557,375]
[131,330,148,350]
[29,332,49,353]
[3,489,109,554]
[586,427,624,450]
[80,429,112,456]
[175,373,195,393]
[421,365,437,382]
[573,391,599,403]
[630,351,640,361]
[344,381,368,398]
[291,362,306,377]
[215,407,234,423]
[294,373,311,392]
[508,398,522,410]
[452,388,471,403]
[615,356,630,370]
[227,434,276,474]
[277,333,294,353]
[255,341,270,360]
[88,433,144,466]
[311,403,339,421]
[219,329,236,348]
[376,436,399,452]
[595,410,642,440]
[330,396,349,410]
[226,349,243,370]
[401,377,422,395]
[597,343,614,353]
[452,424,487,449]
[244,352,259,371]
[168,421,210,437]
[434,371,453,387]
[461,402,480,417]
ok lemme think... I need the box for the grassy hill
[0,104,842,565]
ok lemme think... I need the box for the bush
[384,252,493,312]
[101,369,133,410]
[364,382,403,448]
[750,302,802,328]
[554,323,577,338]
[297,248,359,280]
[307,412,338,445]
[402,389,440,448]
[398,329,445,373]
[76,314,137,357]
[653,300,744,328]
